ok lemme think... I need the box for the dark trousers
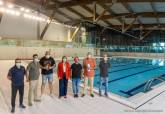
[59,75,68,97]
[11,85,24,108]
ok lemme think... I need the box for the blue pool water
[93,58,165,98]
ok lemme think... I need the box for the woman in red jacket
[57,56,71,98]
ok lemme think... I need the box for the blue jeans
[99,77,108,94]
[72,78,81,94]
[59,74,68,97]
[42,73,53,84]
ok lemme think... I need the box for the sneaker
[90,94,94,98]
[105,93,108,97]
[50,93,54,98]
[28,103,33,106]
[99,92,102,96]
[74,94,76,98]
[81,94,85,97]
[34,99,41,102]
[11,108,15,113]
[76,94,79,98]
[64,96,67,99]
[20,104,26,108]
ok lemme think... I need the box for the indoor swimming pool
[94,57,165,98]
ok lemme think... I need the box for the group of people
[7,51,111,113]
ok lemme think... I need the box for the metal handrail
[144,76,165,92]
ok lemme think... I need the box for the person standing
[82,52,96,97]
[39,51,56,97]
[26,54,41,106]
[99,54,111,97]
[57,56,71,98]
[71,56,82,98]
[7,59,26,113]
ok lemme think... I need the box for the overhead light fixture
[25,9,30,13]
[7,4,14,8]
[0,7,4,12]
[20,7,25,11]
[0,1,4,6]
[15,11,21,16]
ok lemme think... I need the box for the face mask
[87,55,91,58]
[34,58,39,62]
[63,59,67,62]
[16,63,21,68]
[46,55,50,59]
[104,57,108,61]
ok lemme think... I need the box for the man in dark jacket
[99,54,111,97]
[7,58,26,113]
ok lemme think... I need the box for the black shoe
[76,94,79,98]
[64,96,67,99]
[99,92,102,97]
[81,94,85,97]
[74,94,76,98]
[20,104,26,109]
[105,93,108,97]
[28,103,33,106]
[11,108,15,113]
[90,94,94,98]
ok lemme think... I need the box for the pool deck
[0,60,165,114]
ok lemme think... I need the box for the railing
[144,75,165,92]
[100,46,165,53]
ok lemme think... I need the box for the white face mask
[87,55,92,58]
[16,63,21,68]
[34,58,39,62]
[46,55,50,59]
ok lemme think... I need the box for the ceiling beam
[122,3,142,25]
[65,12,165,24]
[99,3,123,25]
[47,0,165,9]
[66,7,86,18]
[114,24,162,29]
[122,17,138,33]
[150,2,160,25]
[80,5,113,26]
[40,11,55,40]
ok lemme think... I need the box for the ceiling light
[25,9,30,13]
[0,1,4,5]
[0,7,4,12]
[20,7,25,11]
[7,4,14,8]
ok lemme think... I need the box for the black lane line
[120,83,146,96]
[95,63,152,76]
[108,66,162,83]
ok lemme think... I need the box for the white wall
[0,46,94,60]
[0,13,70,41]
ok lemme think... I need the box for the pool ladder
[144,76,165,92]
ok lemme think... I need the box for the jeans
[11,85,24,108]
[28,80,39,104]
[72,78,80,94]
[99,77,108,94]
[42,73,53,84]
[59,75,68,97]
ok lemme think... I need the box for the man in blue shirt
[7,58,26,113]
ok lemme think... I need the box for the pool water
[93,58,165,98]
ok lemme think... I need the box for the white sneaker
[49,93,54,98]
